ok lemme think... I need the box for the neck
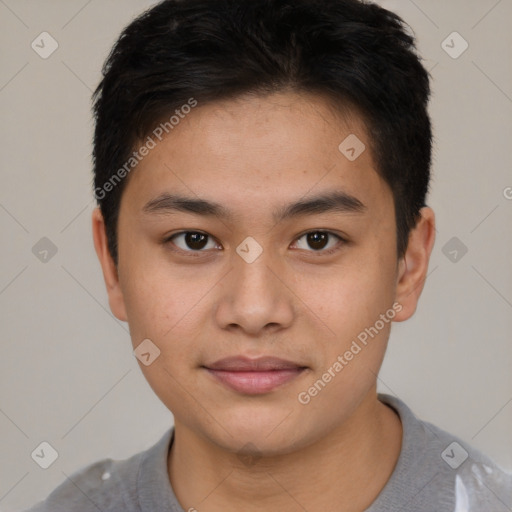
[168,389,402,512]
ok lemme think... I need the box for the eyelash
[162,230,347,257]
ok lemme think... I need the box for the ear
[91,207,128,322]
[393,207,436,322]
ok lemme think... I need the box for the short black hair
[92,0,432,265]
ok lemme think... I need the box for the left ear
[393,206,436,322]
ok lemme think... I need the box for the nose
[213,242,294,336]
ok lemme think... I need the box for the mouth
[202,356,308,395]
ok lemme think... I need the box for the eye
[166,231,220,253]
[164,230,345,256]
[293,231,345,254]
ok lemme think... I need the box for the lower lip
[205,368,305,394]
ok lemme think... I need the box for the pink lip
[203,356,307,394]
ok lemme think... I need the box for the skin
[92,90,435,512]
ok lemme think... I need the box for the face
[93,91,432,456]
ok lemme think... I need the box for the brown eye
[306,232,328,250]
[168,231,218,252]
[294,231,344,253]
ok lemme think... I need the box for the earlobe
[91,207,128,322]
[394,207,436,322]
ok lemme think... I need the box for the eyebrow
[142,190,366,222]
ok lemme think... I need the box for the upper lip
[204,356,306,371]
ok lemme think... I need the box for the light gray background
[1,0,511,510]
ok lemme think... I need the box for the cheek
[295,264,395,420]
[118,250,219,387]
[118,248,196,345]
[119,259,205,409]
[301,255,396,340]
[296,240,398,397]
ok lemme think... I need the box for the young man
[26,0,512,510]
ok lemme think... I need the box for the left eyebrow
[142,190,366,222]
[272,191,366,222]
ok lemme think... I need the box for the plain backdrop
[1,0,511,510]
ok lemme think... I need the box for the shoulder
[22,429,173,512]
[418,415,512,510]
[374,394,512,511]
[23,454,142,512]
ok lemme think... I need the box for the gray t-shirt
[23,393,512,511]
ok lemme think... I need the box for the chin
[197,404,317,457]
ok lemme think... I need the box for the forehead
[120,91,392,220]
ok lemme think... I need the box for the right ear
[91,207,128,322]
